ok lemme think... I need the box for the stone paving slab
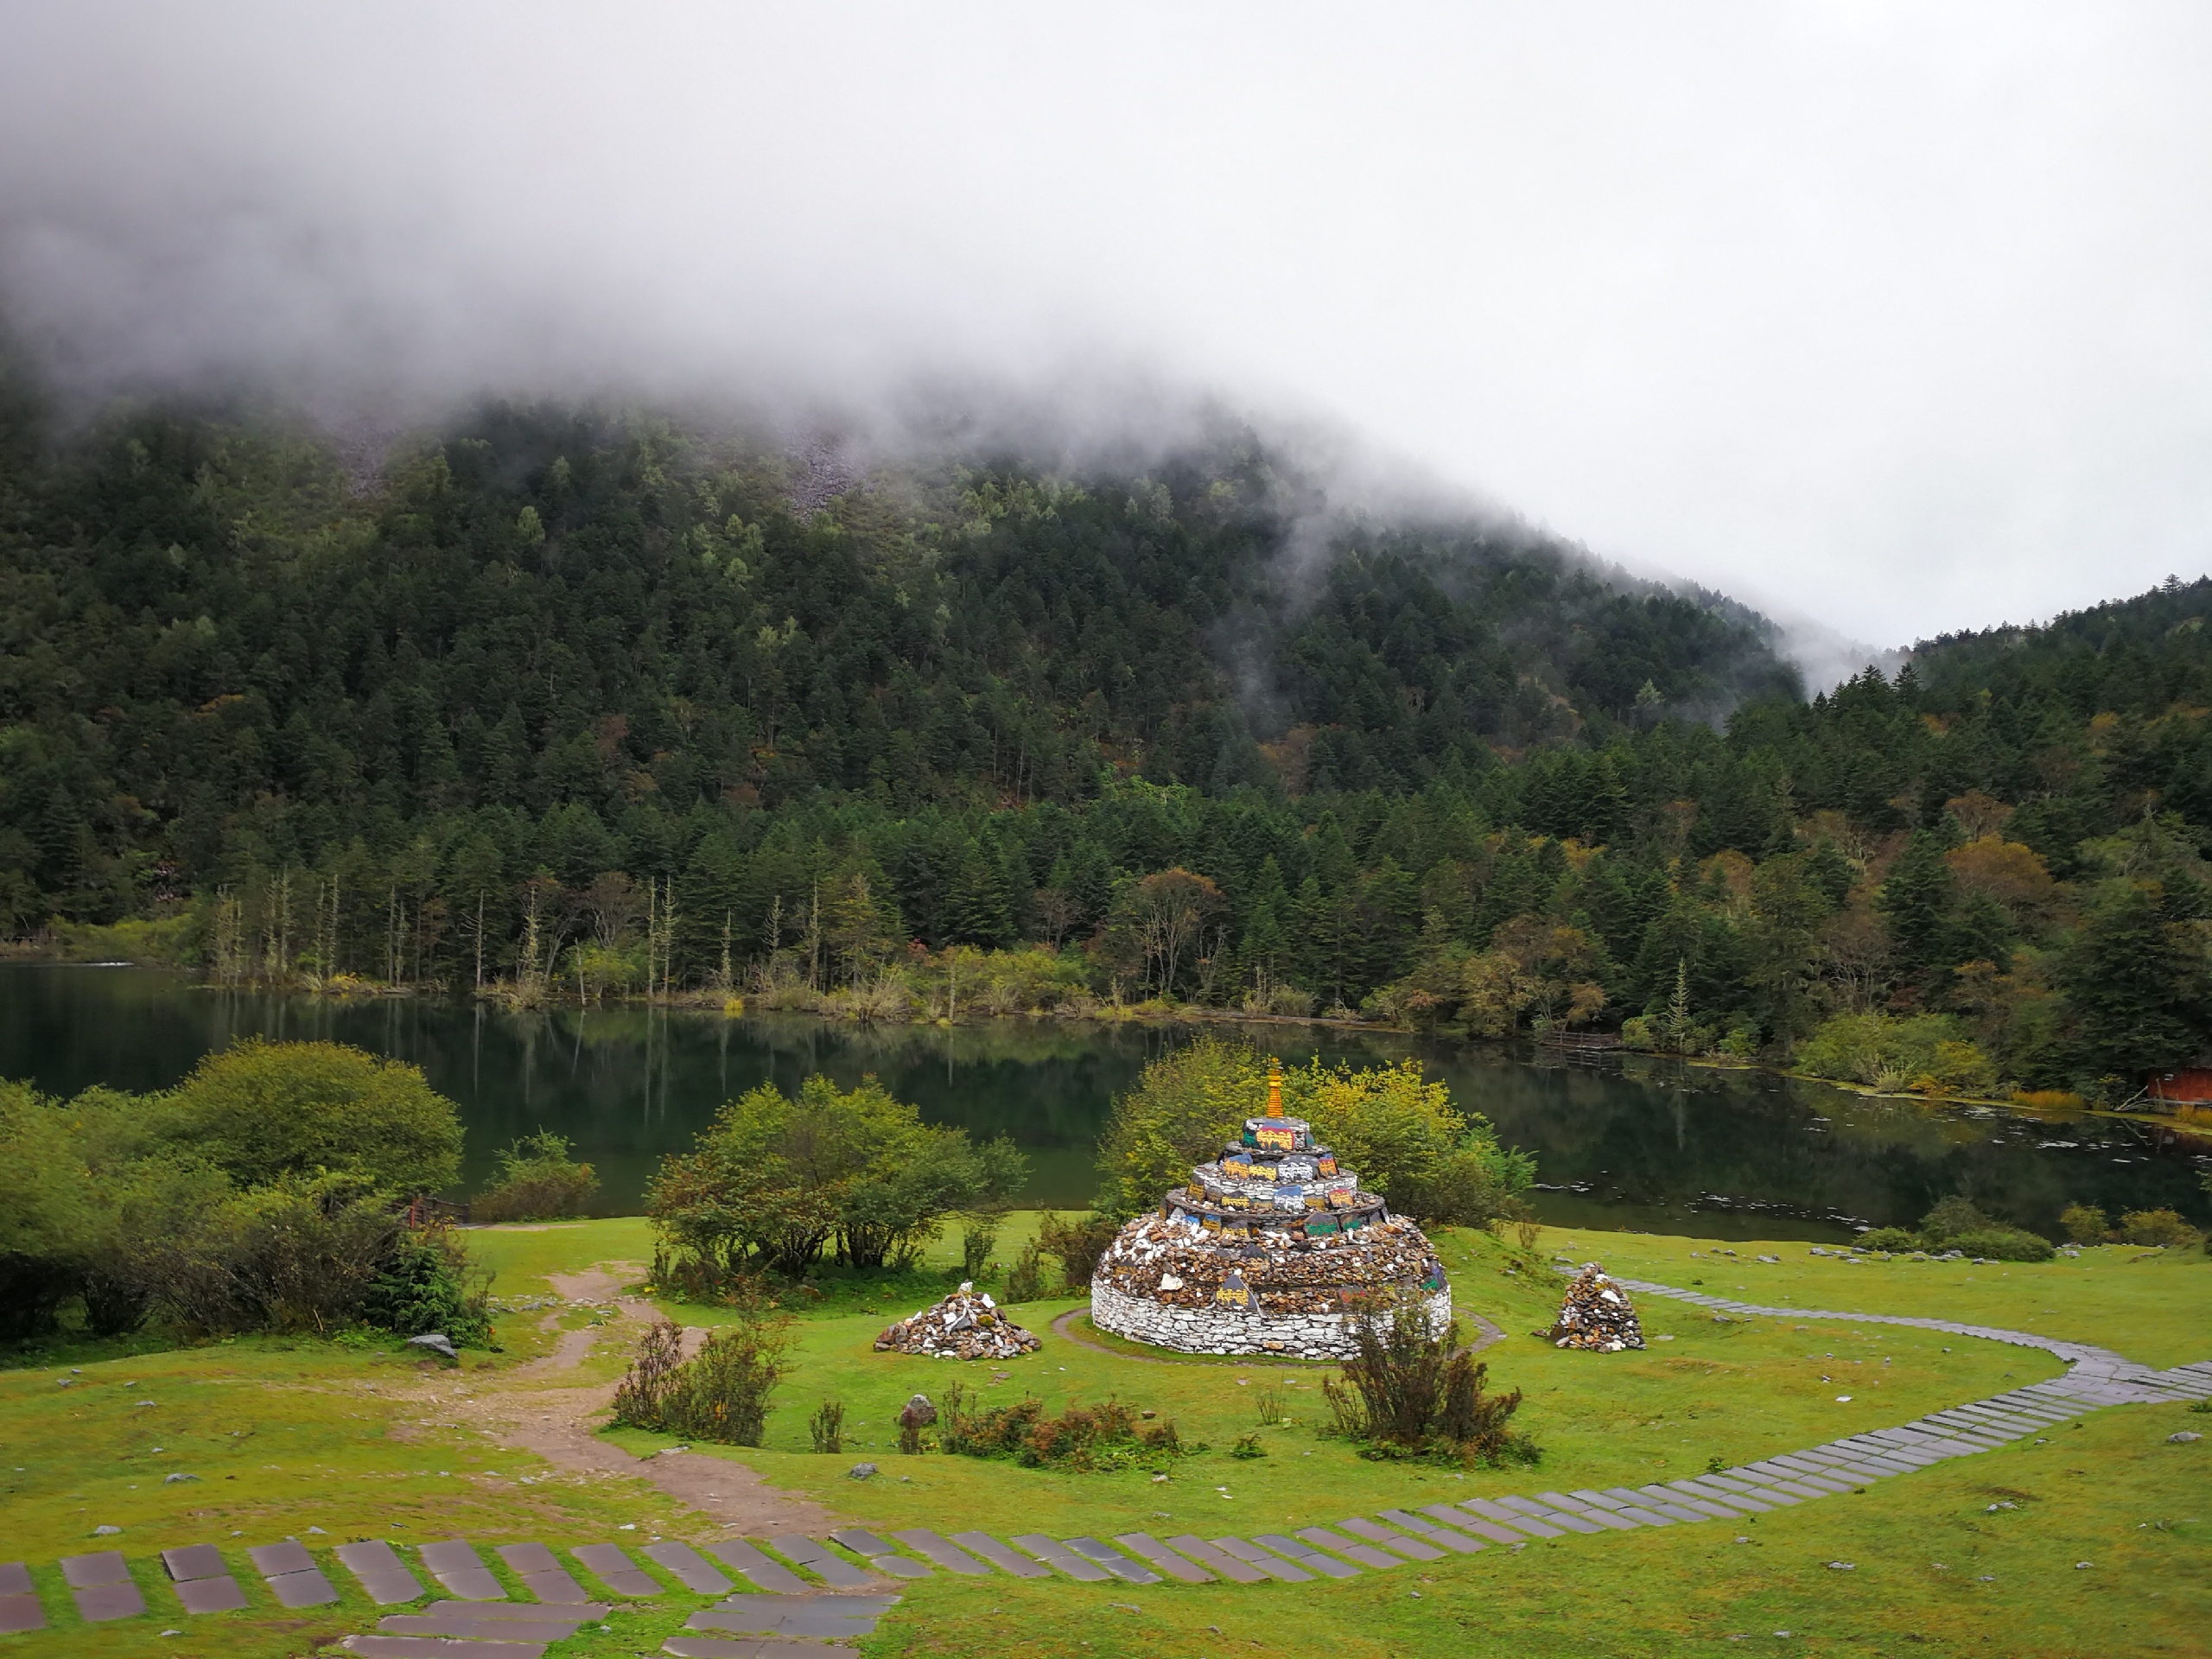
[1161,1535,1268,1585]
[62,1550,131,1587]
[1210,1537,1311,1582]
[268,1567,340,1608]
[643,1541,735,1594]
[571,1543,661,1599]
[1294,1527,1401,1569]
[1461,1498,1560,1539]
[496,1542,591,1605]
[1065,1538,1159,1584]
[1604,1489,1707,1522]
[823,1532,930,1580]
[1111,1533,1214,1584]
[0,1566,27,1599]
[1252,1533,1359,1578]
[175,1575,249,1614]
[163,1543,229,1581]
[1335,1517,1444,1560]
[1500,1497,1608,1534]
[945,1532,1052,1580]
[1640,1486,1736,1520]
[706,1538,812,1594]
[0,1592,43,1635]
[1007,1535,1111,1583]
[418,1540,505,1600]
[1376,1508,1489,1551]
[1611,1504,1681,1528]
[767,1535,872,1590]
[335,1540,428,1605]
[688,1597,887,1639]
[1432,1505,1543,1543]
[380,1612,588,1642]
[890,1531,989,1577]
[1672,1480,1777,1513]
[72,1581,148,1622]
[343,1637,546,1658]
[422,1598,613,1620]
[664,1638,863,1659]
[250,1540,315,1577]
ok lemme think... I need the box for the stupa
[1089,1060,1451,1357]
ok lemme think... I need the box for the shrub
[648,1074,1017,1281]
[1918,1196,1993,1246]
[1945,1227,2055,1262]
[1002,1240,1045,1304]
[2057,1204,2110,1244]
[1796,1014,1996,1096]
[473,1131,601,1223]
[609,1313,791,1446]
[1856,1227,1917,1252]
[1321,1293,1531,1465]
[362,1224,493,1345]
[163,1039,462,1195]
[2117,1209,2201,1248]
[935,1382,1188,1471]
[808,1400,846,1453]
[1037,1212,1119,1288]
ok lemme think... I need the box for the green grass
[1,1217,2206,1657]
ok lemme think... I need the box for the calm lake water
[3,963,2206,1243]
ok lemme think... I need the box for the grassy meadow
[0,1216,2205,1658]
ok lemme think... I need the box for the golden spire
[1268,1057,1283,1116]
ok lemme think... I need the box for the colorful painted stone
[1215,1270,1251,1308]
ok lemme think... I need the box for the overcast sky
[3,3,2209,651]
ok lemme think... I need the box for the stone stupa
[1089,1060,1450,1358]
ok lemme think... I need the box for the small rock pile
[874,1282,1040,1360]
[1545,1266,1645,1351]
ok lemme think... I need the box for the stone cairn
[1090,1060,1451,1358]
[1545,1266,1645,1351]
[874,1283,1040,1360]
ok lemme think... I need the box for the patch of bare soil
[460,1264,840,1535]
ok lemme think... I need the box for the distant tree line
[4,389,2212,1100]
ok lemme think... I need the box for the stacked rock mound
[874,1283,1040,1360]
[1545,1266,1644,1351]
[1090,1062,1451,1358]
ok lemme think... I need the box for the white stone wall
[1090,1280,1452,1360]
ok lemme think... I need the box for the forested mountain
[3,380,2209,1100]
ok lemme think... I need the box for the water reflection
[2,963,2203,1242]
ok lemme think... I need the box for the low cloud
[5,3,2210,648]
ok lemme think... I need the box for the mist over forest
[3,354,2209,1106]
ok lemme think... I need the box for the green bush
[362,1224,493,1345]
[1796,1014,1997,1095]
[473,1131,601,1223]
[2117,1208,2201,1248]
[1944,1227,2055,1262]
[1855,1227,1917,1252]
[1320,1294,1533,1466]
[2058,1203,2111,1243]
[164,1039,463,1194]
[610,1313,791,1446]
[935,1382,1189,1471]
[648,1074,1022,1281]
[0,1046,481,1343]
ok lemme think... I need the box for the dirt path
[459,1265,840,1535]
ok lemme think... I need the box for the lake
[3,963,2205,1243]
